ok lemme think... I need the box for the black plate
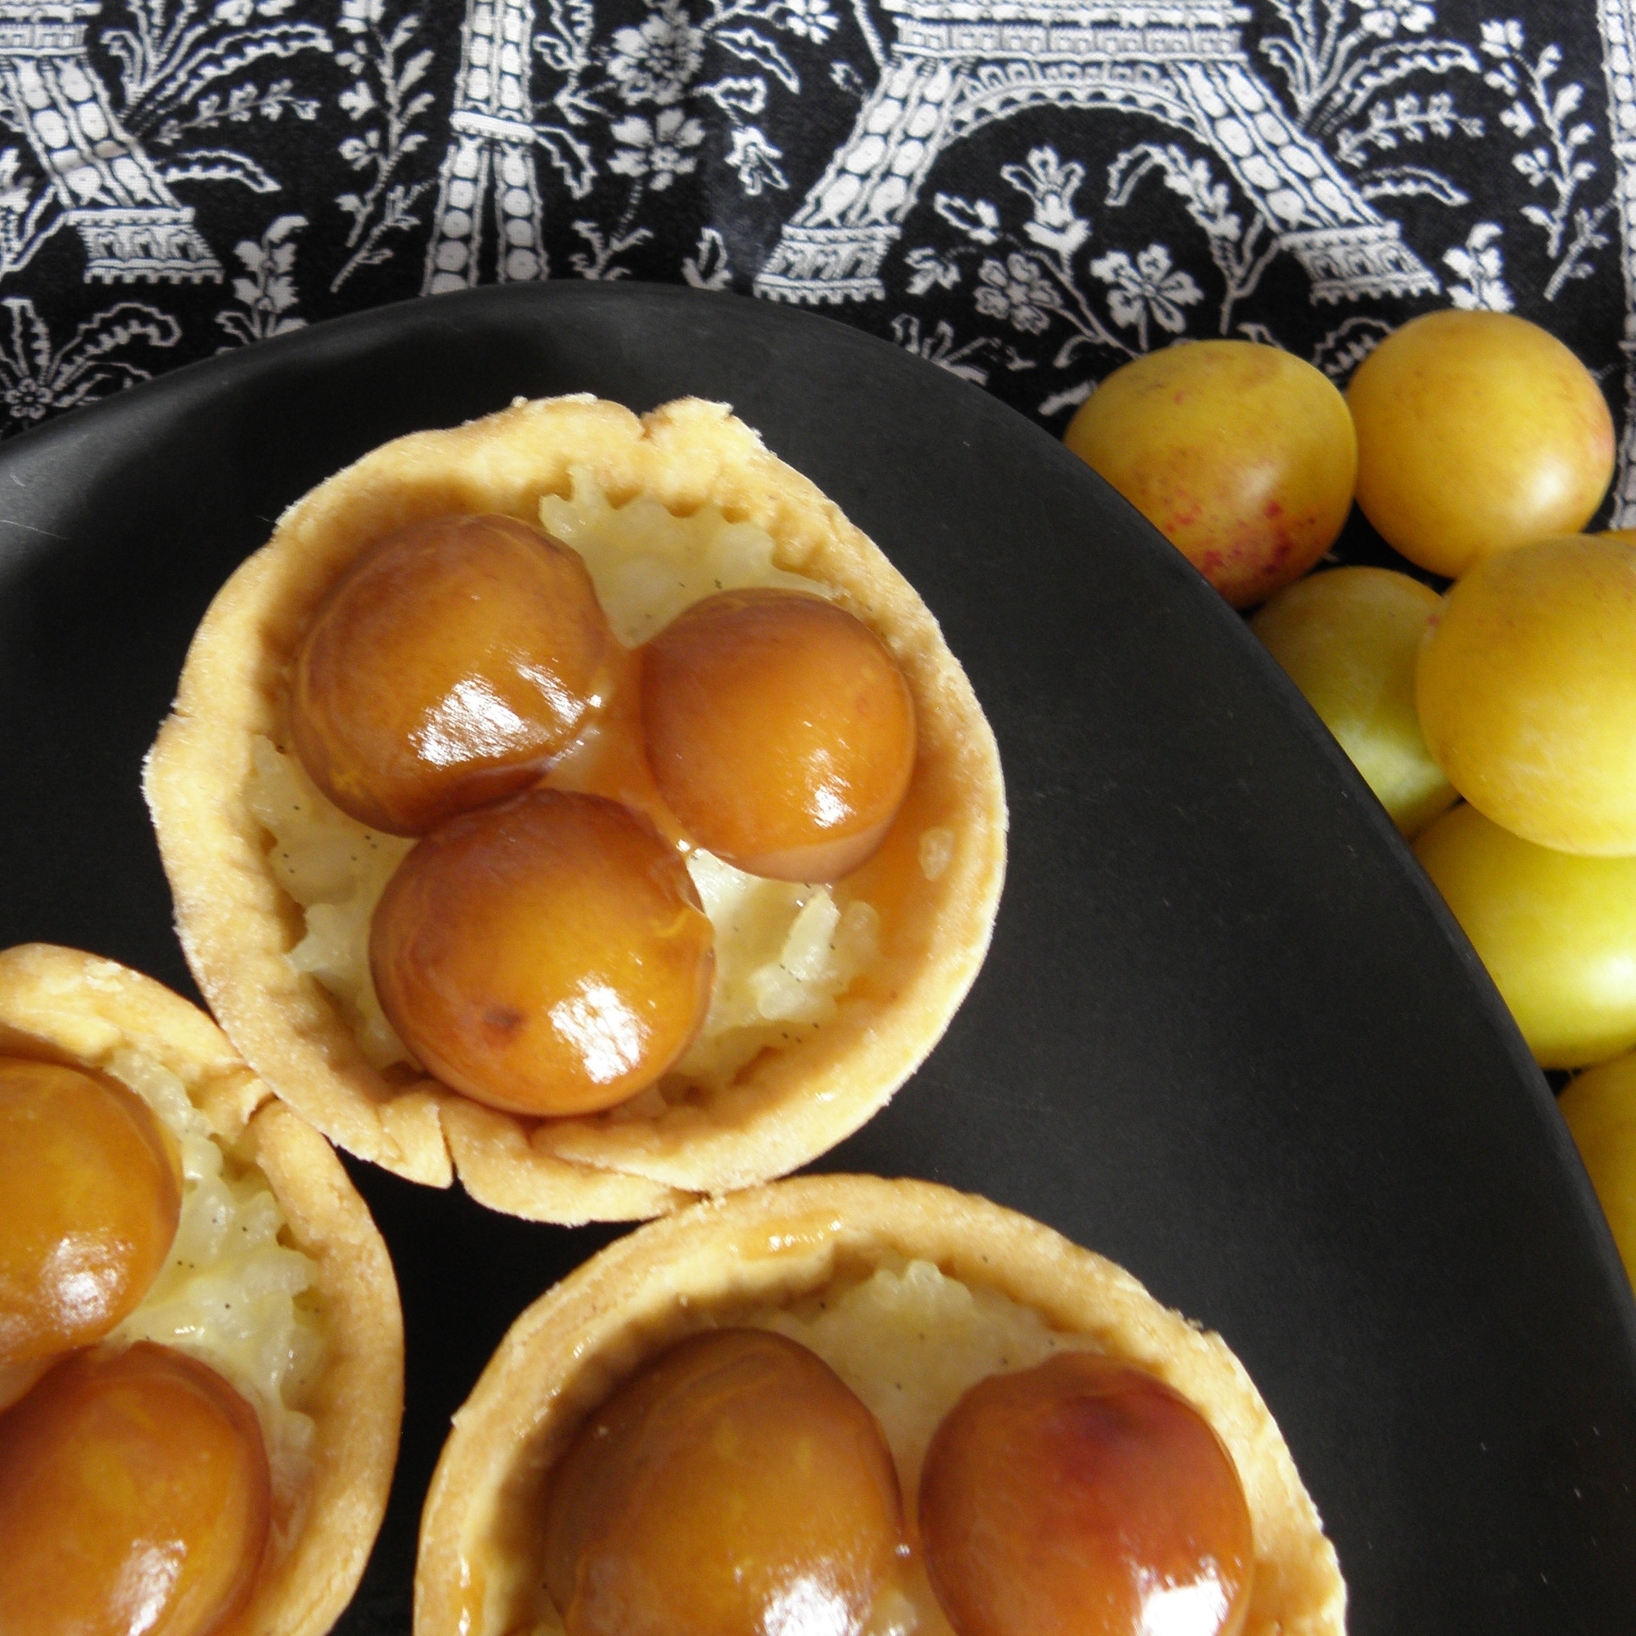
[3,283,1635,1634]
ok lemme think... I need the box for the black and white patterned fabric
[0,0,1630,519]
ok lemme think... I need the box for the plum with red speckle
[1064,341,1357,609]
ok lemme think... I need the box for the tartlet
[146,395,1007,1224]
[0,943,402,1636]
[415,1175,1347,1636]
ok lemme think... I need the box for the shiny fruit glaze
[919,1353,1254,1636]
[543,1329,906,1636]
[1063,339,1356,609]
[1347,310,1614,578]
[0,1341,271,1636]
[0,1058,181,1367]
[641,588,917,881]
[370,788,715,1116]
[290,513,615,835]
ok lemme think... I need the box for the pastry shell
[145,394,1007,1224]
[415,1174,1346,1636]
[0,943,403,1636]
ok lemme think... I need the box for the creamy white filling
[104,1048,324,1555]
[760,1260,1090,1507]
[767,1263,1089,1636]
[253,470,901,1096]
[537,466,821,647]
[250,736,414,1071]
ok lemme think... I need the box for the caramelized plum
[0,1341,271,1636]
[290,513,615,835]
[543,1329,905,1636]
[370,789,714,1117]
[641,588,916,880]
[0,1058,181,1367]
[0,1358,48,1414]
[919,1353,1254,1636]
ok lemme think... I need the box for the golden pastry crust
[145,395,1007,1224]
[415,1175,1346,1636]
[0,943,403,1636]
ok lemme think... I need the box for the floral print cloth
[0,0,1629,525]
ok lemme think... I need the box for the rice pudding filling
[100,1043,325,1546]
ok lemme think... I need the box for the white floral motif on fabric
[0,0,1621,527]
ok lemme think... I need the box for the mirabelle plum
[1063,340,1356,608]
[641,588,916,881]
[1251,567,1456,836]
[1413,803,1636,1068]
[1415,533,1636,855]
[918,1353,1253,1636]
[290,513,615,835]
[370,789,714,1116]
[543,1329,905,1636]
[0,1058,181,1367]
[1559,1051,1636,1292]
[0,1342,270,1636]
[1347,310,1613,577]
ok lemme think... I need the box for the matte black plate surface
[3,284,1635,1634]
